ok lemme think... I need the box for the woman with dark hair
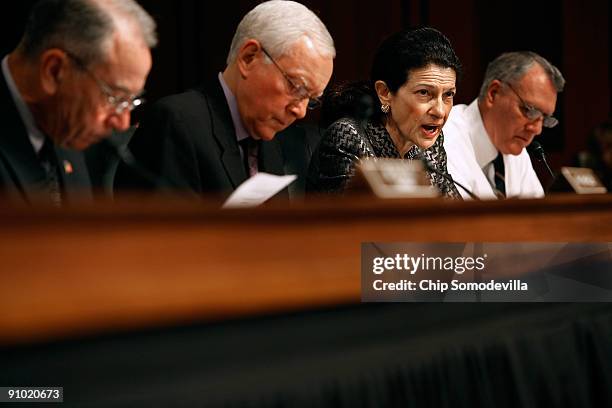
[307,27,462,198]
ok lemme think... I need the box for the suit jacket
[0,70,92,206]
[114,79,313,200]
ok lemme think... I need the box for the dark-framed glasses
[64,50,145,115]
[260,47,322,110]
[503,81,558,128]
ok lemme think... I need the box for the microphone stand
[418,154,481,200]
[100,139,199,197]
[528,141,555,179]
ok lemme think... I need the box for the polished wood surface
[0,193,610,345]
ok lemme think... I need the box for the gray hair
[226,0,335,65]
[17,0,157,66]
[478,51,565,101]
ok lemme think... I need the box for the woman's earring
[381,104,390,113]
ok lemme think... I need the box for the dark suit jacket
[0,70,92,205]
[114,79,316,200]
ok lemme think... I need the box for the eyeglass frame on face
[502,81,558,128]
[63,50,145,115]
[260,46,322,110]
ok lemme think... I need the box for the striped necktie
[38,138,62,206]
[492,153,506,198]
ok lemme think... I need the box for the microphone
[100,138,195,193]
[527,141,555,179]
[418,154,481,200]
[100,138,160,186]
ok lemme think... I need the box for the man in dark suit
[0,0,157,206]
[114,0,335,201]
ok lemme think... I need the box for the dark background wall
[1,0,609,170]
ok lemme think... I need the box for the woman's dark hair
[320,27,461,128]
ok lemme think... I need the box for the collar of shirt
[217,72,251,143]
[467,99,499,171]
[2,55,46,154]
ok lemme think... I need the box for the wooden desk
[0,194,610,345]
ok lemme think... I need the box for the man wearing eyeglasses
[443,52,565,199]
[114,0,335,200]
[0,0,156,206]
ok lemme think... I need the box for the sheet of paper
[223,173,297,208]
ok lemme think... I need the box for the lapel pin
[63,160,73,174]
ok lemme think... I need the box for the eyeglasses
[503,82,558,128]
[64,51,145,115]
[260,47,322,110]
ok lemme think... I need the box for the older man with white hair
[115,0,335,199]
[1,0,156,205]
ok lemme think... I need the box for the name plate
[561,167,607,194]
[355,158,438,198]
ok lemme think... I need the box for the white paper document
[223,173,297,208]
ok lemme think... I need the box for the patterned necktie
[38,138,62,206]
[492,153,506,198]
[239,137,258,178]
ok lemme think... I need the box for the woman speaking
[307,27,462,198]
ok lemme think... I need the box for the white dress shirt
[443,99,544,200]
[218,72,258,176]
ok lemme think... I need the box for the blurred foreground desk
[1,194,611,407]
